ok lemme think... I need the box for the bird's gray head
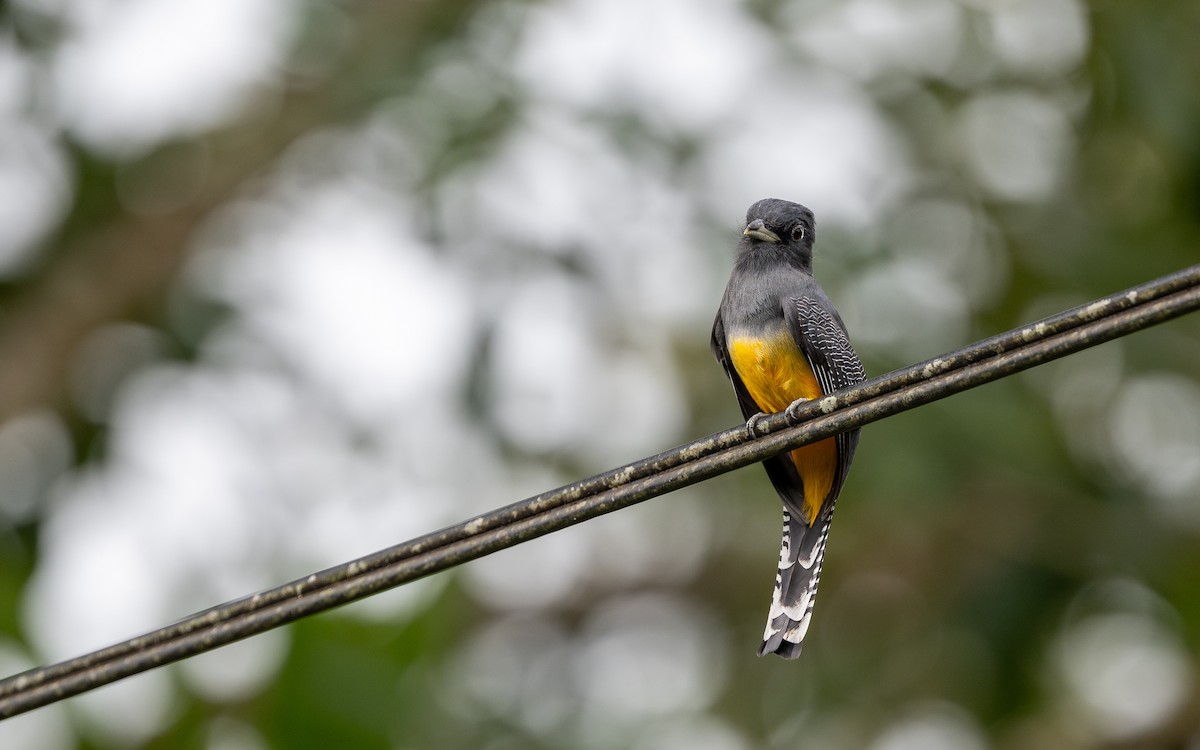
[740,198,816,270]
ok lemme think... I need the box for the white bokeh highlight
[957,90,1073,202]
[0,120,72,276]
[846,259,970,360]
[74,672,177,747]
[989,0,1089,78]
[630,715,751,750]
[179,630,291,704]
[1108,374,1200,524]
[0,411,73,523]
[790,0,966,82]
[1056,612,1191,741]
[516,0,770,132]
[446,615,576,736]
[866,704,988,750]
[574,594,726,725]
[701,72,911,227]
[202,182,474,422]
[52,0,293,154]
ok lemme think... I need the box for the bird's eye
[790,225,805,242]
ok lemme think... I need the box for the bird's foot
[784,397,811,424]
[746,412,770,439]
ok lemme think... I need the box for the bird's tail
[758,507,832,659]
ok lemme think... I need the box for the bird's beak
[743,219,780,243]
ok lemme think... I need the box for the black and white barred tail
[758,507,833,659]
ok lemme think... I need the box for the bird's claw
[748,397,812,437]
[746,412,770,439]
[784,397,810,424]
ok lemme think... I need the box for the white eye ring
[791,226,805,242]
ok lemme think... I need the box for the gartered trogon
[711,198,866,659]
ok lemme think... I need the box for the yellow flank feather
[729,334,836,526]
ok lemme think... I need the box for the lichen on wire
[1,264,1199,720]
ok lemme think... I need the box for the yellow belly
[729,334,836,525]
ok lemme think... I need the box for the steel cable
[1,264,1198,719]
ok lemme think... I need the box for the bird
[711,198,866,659]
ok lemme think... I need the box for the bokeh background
[1,0,1199,748]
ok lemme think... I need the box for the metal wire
[2,264,1198,719]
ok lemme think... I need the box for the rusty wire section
[2,264,1199,719]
